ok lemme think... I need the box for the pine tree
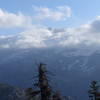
[34,63,52,100]
[25,63,63,100]
[52,92,62,100]
[88,81,100,100]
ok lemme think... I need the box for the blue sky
[0,0,100,34]
[0,0,100,24]
[1,0,100,49]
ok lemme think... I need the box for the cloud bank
[0,9,31,28]
[0,8,100,51]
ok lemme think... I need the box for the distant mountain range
[0,27,100,100]
[0,47,100,100]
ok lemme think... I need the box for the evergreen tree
[34,63,52,100]
[25,63,63,100]
[88,81,100,100]
[52,92,62,100]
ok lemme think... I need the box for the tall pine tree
[88,81,100,100]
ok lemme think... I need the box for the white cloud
[0,25,53,48]
[14,26,53,48]
[33,5,72,21]
[59,17,100,47]
[0,9,31,28]
[57,6,72,18]
[0,35,14,39]
[1,11,100,51]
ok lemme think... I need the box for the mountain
[0,47,100,100]
[0,27,100,100]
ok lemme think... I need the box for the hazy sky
[0,0,100,34]
[0,0,100,49]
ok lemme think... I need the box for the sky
[0,0,100,50]
[0,0,100,30]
